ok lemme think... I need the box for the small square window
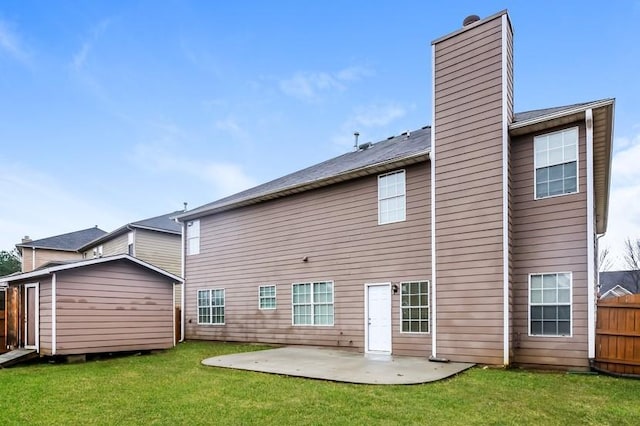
[259,285,276,310]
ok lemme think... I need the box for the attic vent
[358,142,373,151]
[463,14,480,26]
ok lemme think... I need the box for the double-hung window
[400,281,429,333]
[378,170,406,224]
[197,289,225,325]
[534,127,578,199]
[259,285,276,310]
[186,220,200,255]
[292,281,334,325]
[529,273,571,336]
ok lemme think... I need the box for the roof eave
[177,150,430,221]
[130,224,182,235]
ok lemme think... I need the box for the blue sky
[1,1,639,268]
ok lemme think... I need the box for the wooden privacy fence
[594,294,640,376]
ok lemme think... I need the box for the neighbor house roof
[0,254,184,284]
[177,99,615,227]
[599,270,640,296]
[79,210,183,251]
[15,227,107,252]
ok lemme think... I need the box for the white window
[186,220,200,255]
[93,245,103,258]
[534,127,578,199]
[529,273,572,336]
[197,289,225,325]
[259,285,276,310]
[127,232,134,256]
[400,281,429,333]
[292,281,334,326]
[378,170,406,225]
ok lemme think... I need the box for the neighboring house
[599,271,640,299]
[78,211,183,307]
[79,211,182,276]
[175,11,615,369]
[15,227,107,273]
[1,255,182,356]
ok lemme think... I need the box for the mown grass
[0,341,638,425]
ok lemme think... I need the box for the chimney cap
[463,14,481,26]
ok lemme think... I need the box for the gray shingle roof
[16,227,107,251]
[181,126,431,219]
[599,271,640,294]
[131,211,183,233]
[180,100,607,220]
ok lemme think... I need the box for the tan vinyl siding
[23,249,82,273]
[54,260,175,355]
[135,229,181,307]
[185,163,431,357]
[433,14,508,364]
[135,230,181,276]
[83,233,128,258]
[511,122,589,369]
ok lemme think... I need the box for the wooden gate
[594,294,640,376]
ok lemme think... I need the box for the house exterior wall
[511,122,589,369]
[184,163,431,357]
[22,248,82,273]
[135,230,181,277]
[39,277,53,355]
[135,229,182,307]
[53,260,175,355]
[432,12,512,364]
[82,233,128,258]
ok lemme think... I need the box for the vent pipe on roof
[183,202,188,212]
[353,131,360,152]
[463,14,480,26]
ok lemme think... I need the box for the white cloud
[0,163,129,252]
[331,102,408,150]
[600,131,640,269]
[70,18,111,71]
[133,141,256,197]
[0,19,30,64]
[279,66,373,101]
[215,116,249,141]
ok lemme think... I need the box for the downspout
[501,12,510,367]
[180,221,186,342]
[52,272,56,355]
[429,43,439,361]
[585,108,596,360]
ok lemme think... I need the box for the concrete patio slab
[202,346,474,385]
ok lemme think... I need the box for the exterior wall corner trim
[586,108,596,359]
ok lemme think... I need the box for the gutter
[509,99,614,131]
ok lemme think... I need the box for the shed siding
[54,260,174,355]
[511,122,589,369]
[433,14,509,364]
[185,163,431,357]
[38,278,53,355]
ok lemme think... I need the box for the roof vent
[463,15,480,26]
[358,142,373,151]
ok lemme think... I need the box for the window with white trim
[378,170,406,224]
[197,289,225,325]
[292,281,334,325]
[127,232,134,256]
[259,285,276,310]
[186,220,200,255]
[401,281,429,333]
[529,273,571,336]
[534,127,578,199]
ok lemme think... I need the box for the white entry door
[366,283,392,353]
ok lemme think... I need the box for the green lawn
[0,342,638,425]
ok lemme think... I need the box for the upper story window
[93,245,103,258]
[127,232,134,256]
[534,127,578,199]
[186,220,200,255]
[378,170,406,225]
